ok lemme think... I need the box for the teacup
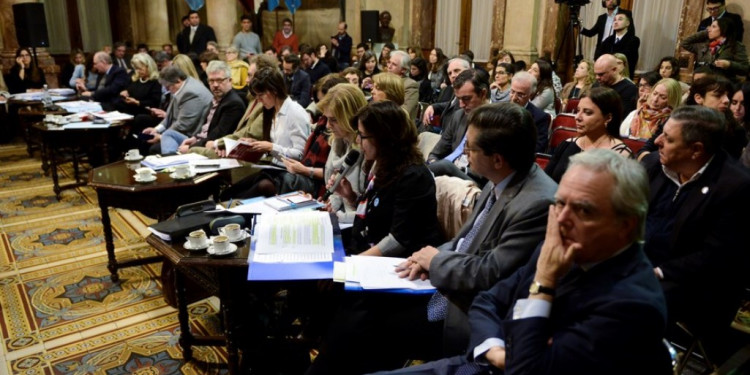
[174,164,191,178]
[220,223,242,241]
[187,230,208,248]
[135,167,155,179]
[125,149,140,159]
[212,235,230,253]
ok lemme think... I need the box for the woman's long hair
[16,47,42,83]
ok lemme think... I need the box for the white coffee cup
[212,235,230,253]
[174,164,191,178]
[125,149,140,159]
[220,223,242,241]
[187,230,208,248]
[135,167,155,179]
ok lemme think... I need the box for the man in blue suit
[376,150,671,375]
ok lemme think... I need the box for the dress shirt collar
[661,155,714,187]
[491,171,517,201]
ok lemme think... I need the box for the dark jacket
[177,24,217,55]
[595,31,640,78]
[192,89,246,147]
[285,69,312,108]
[698,11,744,43]
[580,7,635,47]
[93,65,130,105]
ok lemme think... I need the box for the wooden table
[146,234,249,375]
[88,161,221,282]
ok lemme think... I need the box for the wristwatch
[528,281,555,296]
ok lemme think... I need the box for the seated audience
[371,72,405,106]
[410,57,433,103]
[282,54,312,108]
[113,52,162,116]
[272,18,299,53]
[732,82,748,131]
[317,43,339,74]
[232,15,262,59]
[81,52,130,108]
[634,71,661,111]
[7,47,46,93]
[174,60,245,153]
[528,59,556,117]
[681,17,749,80]
[340,67,361,87]
[69,51,97,91]
[301,44,332,87]
[198,50,220,87]
[402,102,557,356]
[421,57,470,132]
[620,78,681,139]
[225,46,250,93]
[594,54,638,122]
[509,71,551,153]
[656,55,690,93]
[379,43,395,71]
[61,49,84,90]
[358,50,380,92]
[489,62,515,103]
[172,54,201,81]
[428,48,447,97]
[386,50,420,121]
[643,105,750,363]
[561,59,594,108]
[545,87,631,183]
[376,149,671,375]
[141,65,213,154]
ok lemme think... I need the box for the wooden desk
[32,122,129,198]
[146,234,249,375]
[88,161,221,282]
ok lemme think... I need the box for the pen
[227,198,234,209]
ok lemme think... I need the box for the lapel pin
[701,186,709,194]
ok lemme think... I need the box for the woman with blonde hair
[171,54,200,80]
[613,53,632,80]
[620,78,682,139]
[114,52,162,115]
[371,72,404,105]
[561,59,594,107]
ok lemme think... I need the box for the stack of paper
[253,211,334,263]
[336,256,436,291]
[141,153,208,170]
[57,101,104,113]
[49,88,76,96]
[92,111,134,122]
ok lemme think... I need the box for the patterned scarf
[709,38,725,56]
[629,103,672,139]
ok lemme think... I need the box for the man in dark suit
[176,10,217,55]
[111,42,131,73]
[388,50,420,121]
[595,12,640,78]
[581,0,634,52]
[81,52,130,108]
[403,102,557,356]
[176,61,246,154]
[378,149,671,375]
[300,45,331,87]
[281,54,311,108]
[421,57,471,131]
[698,0,744,42]
[643,105,750,362]
[509,71,551,153]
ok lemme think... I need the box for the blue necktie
[428,193,497,321]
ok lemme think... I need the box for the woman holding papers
[334,100,442,257]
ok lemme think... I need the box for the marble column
[207,0,237,49]
[139,0,170,51]
[490,0,507,55]
[502,0,542,63]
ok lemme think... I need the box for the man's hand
[81,91,92,97]
[714,59,730,69]
[396,260,429,281]
[409,246,439,272]
[485,346,506,370]
[148,107,166,118]
[535,205,580,288]
[421,105,436,125]
[178,137,196,153]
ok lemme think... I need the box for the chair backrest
[417,132,441,161]
[554,97,562,115]
[564,98,580,114]
[548,127,577,154]
[535,153,551,170]
[621,136,646,155]
[434,175,481,239]
[551,113,576,132]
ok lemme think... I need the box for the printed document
[253,211,334,263]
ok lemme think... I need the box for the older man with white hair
[81,51,130,107]
[510,71,551,153]
[388,50,420,120]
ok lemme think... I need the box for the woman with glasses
[7,47,46,94]
[490,62,515,103]
[225,46,250,93]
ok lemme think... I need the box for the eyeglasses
[356,130,373,140]
[463,142,482,154]
[208,77,231,85]
[510,89,528,99]
[706,5,721,12]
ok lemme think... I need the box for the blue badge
[374,198,379,207]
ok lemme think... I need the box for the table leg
[175,268,194,361]
[49,145,61,200]
[99,198,119,282]
[220,272,240,375]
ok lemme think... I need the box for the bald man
[81,51,130,108]
[594,54,637,127]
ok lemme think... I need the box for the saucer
[207,243,238,256]
[124,155,144,162]
[169,172,195,180]
[220,230,250,243]
[134,174,157,183]
[183,240,209,251]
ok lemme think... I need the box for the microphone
[322,149,361,201]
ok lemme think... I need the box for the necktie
[615,38,621,44]
[428,193,498,321]
[444,135,466,162]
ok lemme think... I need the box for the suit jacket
[526,102,550,153]
[192,89,246,147]
[467,243,670,375]
[403,76,420,121]
[580,7,634,47]
[177,24,217,55]
[428,98,465,161]
[642,151,750,334]
[430,164,558,355]
[93,65,130,105]
[595,31,640,78]
[305,60,331,86]
[286,69,312,108]
[110,54,131,71]
[162,76,213,136]
[698,11,744,42]
[681,30,750,79]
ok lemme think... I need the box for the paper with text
[253,211,334,263]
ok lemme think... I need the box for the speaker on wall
[13,3,49,48]
[361,10,379,44]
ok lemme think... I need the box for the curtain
[469,0,493,62]
[77,0,112,52]
[579,2,603,62]
[632,0,684,74]
[435,0,461,57]
[42,0,71,54]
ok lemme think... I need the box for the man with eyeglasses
[141,65,213,155]
[509,71,551,153]
[698,0,743,42]
[170,61,246,154]
[427,69,490,185]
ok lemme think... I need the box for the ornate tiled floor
[0,142,228,374]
